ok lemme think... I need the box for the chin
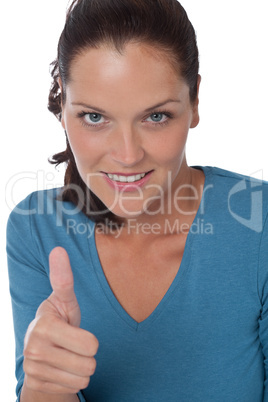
[107,203,147,220]
[110,208,145,220]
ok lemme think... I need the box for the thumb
[49,247,81,327]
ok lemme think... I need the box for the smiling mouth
[104,171,153,183]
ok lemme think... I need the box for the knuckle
[94,336,100,353]
[79,377,90,390]
[26,315,54,342]
[88,334,99,355]
[23,338,47,363]
[33,317,47,336]
[23,360,40,379]
[89,357,97,375]
[82,332,99,356]
[23,344,40,360]
[83,357,97,376]
[35,317,54,339]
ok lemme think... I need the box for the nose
[110,125,145,167]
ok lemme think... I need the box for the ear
[58,77,66,130]
[190,74,201,129]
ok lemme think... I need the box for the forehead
[66,43,189,107]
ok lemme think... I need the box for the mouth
[103,170,153,183]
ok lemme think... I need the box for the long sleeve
[258,211,268,401]
[6,192,86,402]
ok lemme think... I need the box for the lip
[102,170,154,192]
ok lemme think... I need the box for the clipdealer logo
[228,172,263,233]
[5,169,266,234]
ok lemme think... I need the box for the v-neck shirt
[7,166,268,401]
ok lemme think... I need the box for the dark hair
[48,0,199,224]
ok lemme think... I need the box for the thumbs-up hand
[22,247,99,398]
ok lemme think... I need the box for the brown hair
[48,0,199,224]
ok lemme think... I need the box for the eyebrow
[71,99,181,114]
[144,99,181,113]
[71,102,106,114]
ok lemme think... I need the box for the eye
[150,113,165,122]
[145,112,170,124]
[84,113,104,125]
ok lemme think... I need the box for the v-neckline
[87,166,210,332]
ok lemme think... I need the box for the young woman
[7,0,268,401]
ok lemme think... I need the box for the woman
[7,0,268,401]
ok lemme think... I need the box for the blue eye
[145,112,170,124]
[150,113,165,122]
[85,113,103,124]
[77,111,109,128]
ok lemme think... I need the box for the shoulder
[201,166,268,188]
[7,186,93,222]
[8,187,60,216]
[196,166,268,234]
[7,187,95,246]
[7,188,96,271]
[7,188,63,233]
[200,165,268,201]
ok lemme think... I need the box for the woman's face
[61,43,200,218]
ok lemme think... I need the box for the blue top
[6,166,268,401]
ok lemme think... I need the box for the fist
[23,247,99,395]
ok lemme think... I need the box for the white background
[1,1,268,400]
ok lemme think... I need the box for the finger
[49,318,99,357]
[50,352,97,378]
[24,360,90,393]
[49,247,80,326]
[25,373,85,395]
[28,315,99,357]
[27,340,97,377]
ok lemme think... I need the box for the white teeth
[134,174,146,181]
[107,173,146,182]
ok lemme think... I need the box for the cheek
[66,133,105,193]
[66,125,103,167]
[150,128,188,165]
